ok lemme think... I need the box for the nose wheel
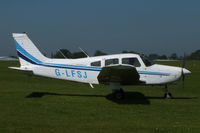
[164,85,172,99]
[164,92,172,99]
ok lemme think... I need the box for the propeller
[181,53,186,90]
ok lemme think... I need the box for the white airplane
[9,33,191,99]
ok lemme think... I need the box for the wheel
[164,92,172,99]
[114,89,124,100]
[114,92,123,99]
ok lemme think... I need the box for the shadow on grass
[26,92,105,98]
[26,91,150,104]
[106,92,150,104]
[26,91,197,105]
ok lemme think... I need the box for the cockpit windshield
[140,56,154,67]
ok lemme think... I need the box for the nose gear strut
[164,85,172,99]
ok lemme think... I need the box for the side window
[91,61,101,67]
[122,58,141,67]
[105,58,119,66]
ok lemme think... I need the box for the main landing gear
[109,83,125,100]
[113,88,124,100]
[164,85,172,99]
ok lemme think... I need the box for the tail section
[13,33,49,66]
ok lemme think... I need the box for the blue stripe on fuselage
[17,50,101,71]
[138,70,170,76]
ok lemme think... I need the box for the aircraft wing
[97,65,142,85]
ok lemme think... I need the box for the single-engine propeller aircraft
[10,33,191,99]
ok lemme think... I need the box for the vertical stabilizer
[13,33,48,66]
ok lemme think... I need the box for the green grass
[0,61,200,133]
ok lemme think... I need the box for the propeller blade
[181,53,186,91]
[182,53,186,68]
[182,71,185,90]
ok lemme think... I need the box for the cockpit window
[105,58,119,66]
[91,61,101,67]
[122,58,141,67]
[141,56,154,67]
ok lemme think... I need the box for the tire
[114,89,124,100]
[164,92,172,99]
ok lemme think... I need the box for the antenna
[58,49,67,59]
[78,47,89,58]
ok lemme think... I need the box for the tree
[53,49,72,58]
[121,50,139,54]
[43,53,47,57]
[159,55,167,59]
[9,55,18,59]
[94,50,107,56]
[51,52,54,58]
[72,52,87,58]
[148,53,160,60]
[169,53,178,60]
[189,49,200,60]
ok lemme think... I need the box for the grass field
[0,61,200,133]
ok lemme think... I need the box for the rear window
[91,61,101,67]
[105,58,119,66]
[122,58,141,67]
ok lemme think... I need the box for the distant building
[0,56,18,61]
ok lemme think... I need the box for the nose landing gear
[164,85,172,99]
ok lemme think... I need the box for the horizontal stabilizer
[9,67,33,75]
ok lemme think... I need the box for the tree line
[51,49,200,60]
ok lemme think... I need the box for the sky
[0,0,200,57]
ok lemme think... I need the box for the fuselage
[27,53,190,85]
